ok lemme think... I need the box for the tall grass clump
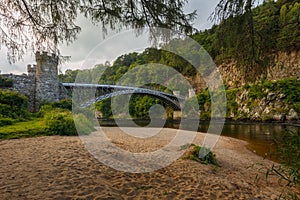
[266,128,300,199]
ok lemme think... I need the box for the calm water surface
[98,119,300,160]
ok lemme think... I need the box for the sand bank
[0,127,292,199]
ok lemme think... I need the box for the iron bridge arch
[62,83,184,110]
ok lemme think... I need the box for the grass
[0,118,48,139]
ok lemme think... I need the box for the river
[98,119,300,160]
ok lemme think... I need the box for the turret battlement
[35,51,60,110]
[5,51,61,112]
[27,64,36,76]
[35,51,58,65]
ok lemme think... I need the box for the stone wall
[35,52,60,109]
[1,73,36,112]
[1,52,66,112]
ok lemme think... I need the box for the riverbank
[0,127,294,199]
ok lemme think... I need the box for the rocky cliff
[193,51,300,123]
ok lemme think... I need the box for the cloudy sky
[0,0,220,75]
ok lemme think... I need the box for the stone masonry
[35,51,60,110]
[1,52,65,112]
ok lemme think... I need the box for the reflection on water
[98,119,300,160]
[213,123,298,159]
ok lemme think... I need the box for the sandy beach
[0,127,293,199]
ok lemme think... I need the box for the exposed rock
[217,51,300,89]
[273,113,285,121]
[267,92,276,101]
[287,109,298,121]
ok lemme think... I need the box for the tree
[0,0,196,63]
[210,0,258,67]
[277,2,300,51]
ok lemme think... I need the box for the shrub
[38,99,72,117]
[0,117,14,127]
[0,76,13,87]
[44,109,95,136]
[73,113,96,135]
[247,84,265,99]
[45,110,77,136]
[265,129,300,199]
[37,104,54,117]
[51,99,72,111]
[0,119,47,139]
[0,89,29,119]
[185,144,219,166]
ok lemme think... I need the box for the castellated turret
[35,51,59,109]
[27,64,36,77]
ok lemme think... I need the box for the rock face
[1,52,67,112]
[218,51,300,88]
[192,51,300,122]
[234,89,298,122]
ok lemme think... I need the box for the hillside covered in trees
[196,0,300,68]
[59,0,300,121]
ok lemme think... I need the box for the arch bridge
[62,83,185,111]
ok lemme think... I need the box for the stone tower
[35,51,59,109]
[26,64,37,112]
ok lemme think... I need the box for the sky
[0,0,220,75]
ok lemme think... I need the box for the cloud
[0,0,220,74]
[0,49,35,74]
[186,0,219,30]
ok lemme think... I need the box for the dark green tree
[211,0,258,67]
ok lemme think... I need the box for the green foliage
[94,91,172,119]
[274,129,300,176]
[245,78,300,102]
[0,76,13,87]
[185,144,219,166]
[193,27,219,59]
[197,89,210,109]
[266,129,300,199]
[0,104,95,139]
[274,78,300,104]
[292,102,300,114]
[44,110,77,136]
[0,89,30,120]
[0,117,14,127]
[226,88,238,117]
[97,49,196,86]
[247,84,265,99]
[198,0,300,67]
[37,99,73,118]
[0,119,47,139]
[197,78,300,120]
[51,99,72,111]
[44,109,95,136]
[129,95,162,119]
[95,99,112,118]
[196,89,211,120]
[73,113,96,135]
[58,69,79,83]
[277,2,300,52]
[37,104,54,117]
